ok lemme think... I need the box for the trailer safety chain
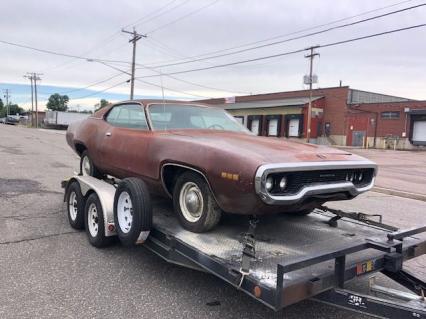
[238,217,259,288]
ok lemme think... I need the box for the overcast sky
[0,0,425,111]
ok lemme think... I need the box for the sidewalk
[345,148,426,201]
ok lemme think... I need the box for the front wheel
[80,150,102,178]
[173,171,222,233]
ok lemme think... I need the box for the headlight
[265,176,274,191]
[279,176,287,190]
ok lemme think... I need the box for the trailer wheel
[113,178,152,246]
[80,150,102,178]
[66,181,85,230]
[84,192,113,248]
[173,171,222,233]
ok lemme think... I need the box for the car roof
[92,99,214,119]
[120,99,212,107]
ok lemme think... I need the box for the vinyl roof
[216,96,323,110]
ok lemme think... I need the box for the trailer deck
[64,175,426,318]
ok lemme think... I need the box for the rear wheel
[66,181,85,230]
[84,192,113,248]
[173,171,221,233]
[80,150,102,178]
[113,178,152,246]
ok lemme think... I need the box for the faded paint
[67,99,373,216]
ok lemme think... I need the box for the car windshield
[149,104,249,132]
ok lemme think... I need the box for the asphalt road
[0,125,425,319]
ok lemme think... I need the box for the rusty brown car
[66,100,377,232]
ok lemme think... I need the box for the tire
[66,181,85,230]
[84,192,113,248]
[113,178,152,246]
[173,171,222,233]
[80,150,102,178]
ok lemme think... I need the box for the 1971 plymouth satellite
[66,100,377,233]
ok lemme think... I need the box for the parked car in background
[66,100,377,232]
[5,115,19,125]
[0,117,5,124]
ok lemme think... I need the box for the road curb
[373,186,426,202]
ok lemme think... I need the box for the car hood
[160,130,365,164]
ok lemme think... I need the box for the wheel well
[162,165,206,196]
[75,143,87,156]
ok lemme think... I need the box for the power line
[72,80,130,100]
[134,78,214,99]
[135,23,426,78]
[147,3,426,68]
[144,0,416,66]
[39,72,126,95]
[133,0,192,29]
[0,38,132,65]
[94,60,217,98]
[146,0,220,34]
[95,49,249,95]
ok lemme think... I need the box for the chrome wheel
[68,191,78,221]
[117,191,133,234]
[179,182,204,223]
[82,156,91,176]
[87,203,99,237]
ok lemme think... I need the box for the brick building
[198,86,426,149]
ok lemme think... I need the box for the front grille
[268,168,374,195]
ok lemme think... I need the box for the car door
[100,103,151,178]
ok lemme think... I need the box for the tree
[100,99,109,108]
[95,99,109,112]
[0,104,23,117]
[46,93,69,111]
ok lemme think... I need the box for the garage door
[412,121,426,143]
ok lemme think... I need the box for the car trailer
[63,175,426,318]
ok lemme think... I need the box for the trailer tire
[173,171,221,233]
[113,178,152,246]
[80,150,102,178]
[84,192,113,248]
[66,180,85,230]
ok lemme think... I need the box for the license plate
[356,260,374,275]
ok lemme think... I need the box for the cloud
[0,0,425,104]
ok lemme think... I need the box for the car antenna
[160,68,166,107]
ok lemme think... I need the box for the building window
[234,116,244,125]
[381,111,400,119]
[265,115,282,137]
[247,115,262,135]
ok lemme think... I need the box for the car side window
[106,104,149,130]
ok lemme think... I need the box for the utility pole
[122,28,146,100]
[33,73,41,128]
[3,89,10,117]
[304,46,320,143]
[24,73,41,127]
[24,73,34,127]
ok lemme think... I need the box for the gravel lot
[0,125,425,319]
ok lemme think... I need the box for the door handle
[106,132,111,137]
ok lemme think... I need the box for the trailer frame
[63,175,426,318]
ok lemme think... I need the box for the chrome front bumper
[254,160,377,205]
